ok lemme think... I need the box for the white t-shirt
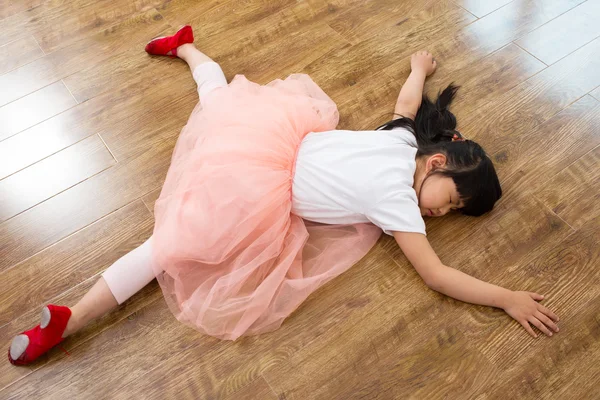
[291,127,426,236]
[191,66,425,236]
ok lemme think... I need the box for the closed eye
[451,195,459,210]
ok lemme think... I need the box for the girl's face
[413,154,464,217]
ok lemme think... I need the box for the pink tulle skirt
[151,73,382,341]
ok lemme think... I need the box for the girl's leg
[62,44,225,339]
[145,26,228,103]
[176,43,213,71]
[9,236,157,363]
[63,235,157,337]
[176,43,228,104]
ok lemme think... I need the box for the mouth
[427,209,433,217]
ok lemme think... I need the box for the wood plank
[64,0,360,102]
[0,58,195,180]
[158,0,296,34]
[0,134,116,224]
[141,188,161,216]
[264,325,498,399]
[458,37,600,166]
[453,0,515,17]
[499,95,600,202]
[536,145,600,229]
[0,8,169,107]
[0,112,179,271]
[303,0,476,98]
[0,35,44,75]
[515,0,600,65]
[414,43,546,111]
[96,90,197,163]
[0,0,49,20]
[62,35,180,103]
[221,377,279,400]
[35,0,166,53]
[325,0,438,44]
[117,369,280,400]
[64,1,351,102]
[469,214,600,396]
[336,42,546,131]
[0,0,97,47]
[0,0,166,52]
[590,85,600,101]
[384,0,585,87]
[0,80,76,141]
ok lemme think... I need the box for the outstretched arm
[393,50,437,120]
[392,231,560,338]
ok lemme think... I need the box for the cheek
[419,189,442,208]
[418,191,434,207]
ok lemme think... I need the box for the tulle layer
[151,73,382,340]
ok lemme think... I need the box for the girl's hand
[503,291,560,338]
[410,50,437,77]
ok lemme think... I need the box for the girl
[9,25,560,365]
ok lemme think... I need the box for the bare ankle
[62,312,81,338]
[176,43,196,59]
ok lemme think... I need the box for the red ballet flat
[145,25,195,58]
[8,305,72,366]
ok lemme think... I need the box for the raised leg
[145,25,228,103]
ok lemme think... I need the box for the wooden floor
[1,0,599,398]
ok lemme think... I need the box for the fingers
[520,320,538,338]
[538,303,560,322]
[535,311,559,333]
[528,316,554,336]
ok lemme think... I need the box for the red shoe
[8,305,72,366]
[145,25,194,58]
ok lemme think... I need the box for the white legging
[102,61,228,304]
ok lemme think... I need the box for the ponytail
[375,84,462,146]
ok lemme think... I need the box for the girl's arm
[392,231,561,338]
[394,51,437,120]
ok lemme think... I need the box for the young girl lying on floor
[9,25,559,365]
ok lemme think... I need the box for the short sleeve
[365,190,426,236]
[390,126,418,148]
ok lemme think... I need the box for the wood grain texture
[0,35,44,75]
[500,95,600,202]
[0,0,50,20]
[1,0,599,398]
[459,37,600,168]
[0,8,169,107]
[536,145,600,229]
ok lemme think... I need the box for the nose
[437,207,450,216]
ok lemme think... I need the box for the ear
[426,153,447,172]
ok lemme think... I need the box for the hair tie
[452,133,465,142]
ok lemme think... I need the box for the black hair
[375,84,502,217]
